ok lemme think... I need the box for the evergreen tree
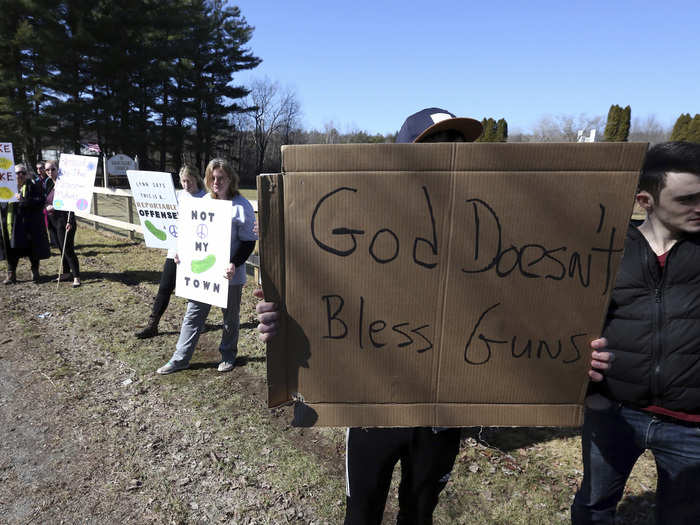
[477,118,497,142]
[671,113,692,141]
[495,118,508,142]
[686,114,700,144]
[0,0,57,163]
[616,105,631,141]
[604,104,621,141]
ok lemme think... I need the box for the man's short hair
[639,141,700,199]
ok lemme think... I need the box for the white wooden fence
[76,187,260,277]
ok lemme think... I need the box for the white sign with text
[53,154,98,212]
[175,197,232,308]
[126,170,179,249]
[0,143,17,203]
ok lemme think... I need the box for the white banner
[54,154,98,212]
[126,170,179,250]
[0,143,17,203]
[175,198,232,308]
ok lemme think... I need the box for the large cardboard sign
[0,143,17,202]
[259,142,648,428]
[175,198,232,308]
[126,170,179,249]
[54,154,98,213]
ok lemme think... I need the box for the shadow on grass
[77,242,140,250]
[177,355,266,373]
[236,356,265,365]
[463,426,581,451]
[68,270,162,286]
[188,361,219,371]
[156,323,222,337]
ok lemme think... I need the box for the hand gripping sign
[175,197,232,308]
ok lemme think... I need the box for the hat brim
[414,117,483,143]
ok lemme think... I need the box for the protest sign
[126,170,179,249]
[54,154,98,213]
[0,143,17,203]
[259,142,648,427]
[175,197,232,308]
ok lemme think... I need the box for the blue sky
[232,1,699,135]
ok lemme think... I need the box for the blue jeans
[572,402,700,524]
[170,284,243,366]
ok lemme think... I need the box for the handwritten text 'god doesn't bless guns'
[311,185,623,366]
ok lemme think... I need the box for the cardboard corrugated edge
[258,174,290,407]
[266,142,648,427]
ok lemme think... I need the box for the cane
[55,211,72,290]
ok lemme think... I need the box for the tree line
[1,0,260,176]
[2,2,693,189]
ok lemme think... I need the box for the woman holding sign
[135,165,206,339]
[44,160,81,287]
[156,158,257,374]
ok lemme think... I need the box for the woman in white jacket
[157,158,257,374]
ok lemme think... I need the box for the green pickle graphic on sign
[191,254,216,274]
[144,220,167,241]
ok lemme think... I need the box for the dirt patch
[0,229,345,524]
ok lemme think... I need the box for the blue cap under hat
[396,107,483,144]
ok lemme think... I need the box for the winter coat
[596,225,700,413]
[4,179,51,260]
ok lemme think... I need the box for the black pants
[344,427,461,525]
[151,257,177,318]
[48,219,80,278]
[7,250,39,273]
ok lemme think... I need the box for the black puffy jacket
[596,225,700,413]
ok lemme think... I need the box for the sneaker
[156,361,188,375]
[217,361,235,373]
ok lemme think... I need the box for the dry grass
[0,223,658,524]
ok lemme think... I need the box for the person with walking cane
[44,160,81,288]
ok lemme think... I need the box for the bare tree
[529,114,604,142]
[323,121,340,144]
[628,114,670,144]
[245,78,301,175]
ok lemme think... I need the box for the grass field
[0,222,659,524]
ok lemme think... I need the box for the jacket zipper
[649,242,678,404]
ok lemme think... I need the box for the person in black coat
[44,160,81,287]
[2,164,51,284]
[573,141,700,524]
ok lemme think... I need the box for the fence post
[127,195,135,240]
[92,192,99,231]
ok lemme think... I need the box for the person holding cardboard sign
[156,158,257,375]
[256,108,483,525]
[572,141,700,524]
[135,165,207,339]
